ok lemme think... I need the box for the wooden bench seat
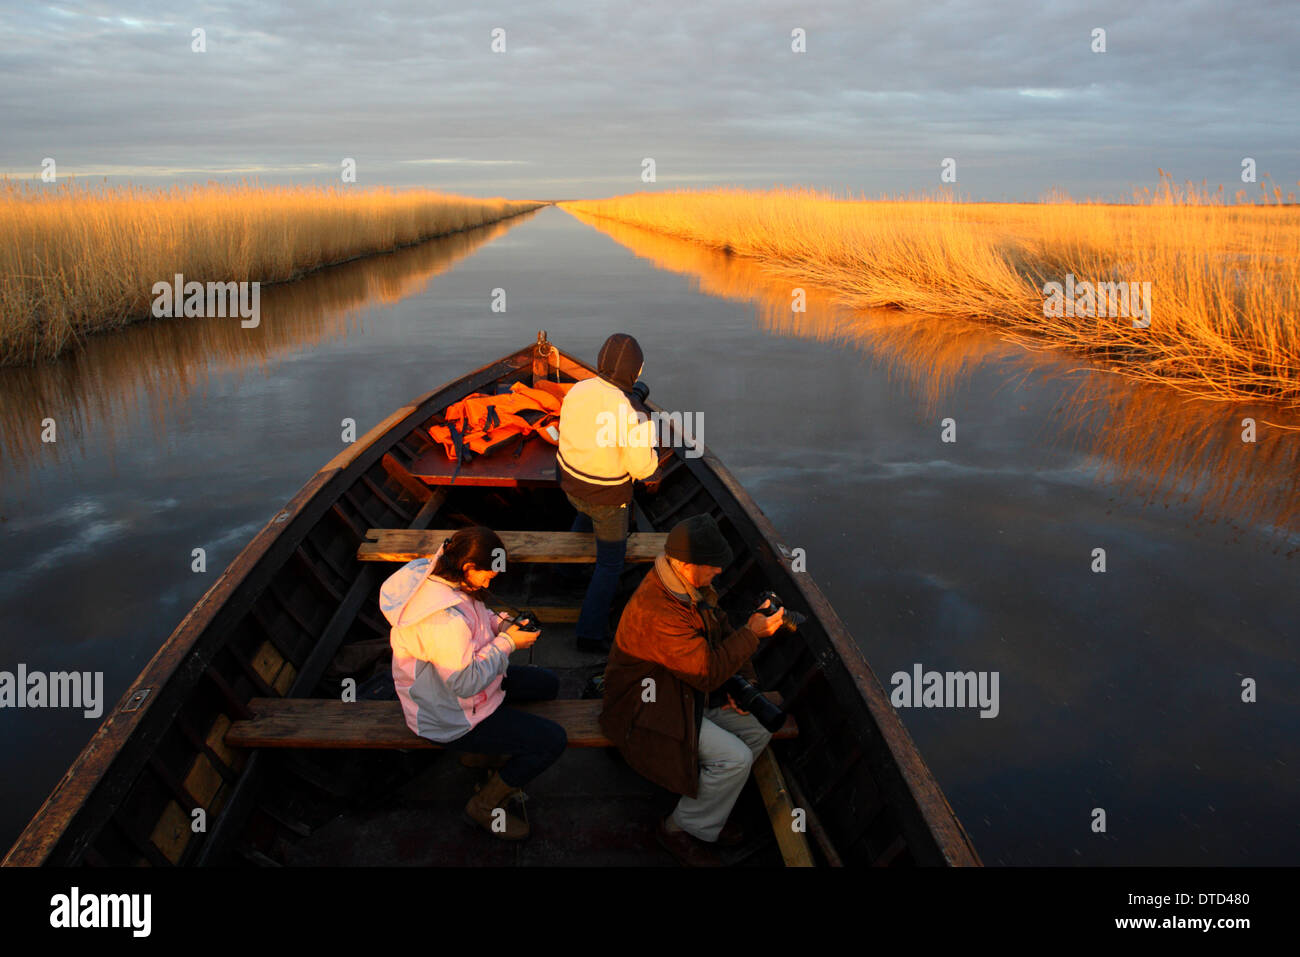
[357,529,668,564]
[226,695,796,750]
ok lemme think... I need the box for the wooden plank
[330,502,369,542]
[481,601,580,624]
[182,752,225,810]
[408,436,558,487]
[272,662,296,696]
[226,699,605,749]
[226,695,797,751]
[250,641,284,687]
[292,545,345,602]
[148,799,193,865]
[380,453,433,505]
[359,472,414,521]
[783,760,844,867]
[202,714,243,774]
[527,606,580,624]
[357,529,668,564]
[753,748,816,867]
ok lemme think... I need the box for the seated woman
[380,525,566,840]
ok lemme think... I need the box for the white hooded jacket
[380,551,516,742]
[557,376,658,506]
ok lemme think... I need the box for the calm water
[1,205,1296,864]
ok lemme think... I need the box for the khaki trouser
[669,706,773,842]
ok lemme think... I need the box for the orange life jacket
[428,380,573,461]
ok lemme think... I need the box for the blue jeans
[565,492,629,643]
[443,666,567,788]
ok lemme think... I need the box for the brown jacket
[599,555,759,797]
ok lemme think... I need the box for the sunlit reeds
[0,181,543,365]
[569,206,1300,537]
[563,177,1300,408]
[0,213,535,475]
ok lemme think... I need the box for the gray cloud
[1,0,1296,199]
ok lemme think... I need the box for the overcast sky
[2,0,1296,200]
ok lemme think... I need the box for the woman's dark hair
[432,526,505,585]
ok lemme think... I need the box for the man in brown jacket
[599,513,785,866]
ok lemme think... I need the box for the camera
[506,610,540,632]
[630,380,650,403]
[721,674,787,733]
[755,591,805,633]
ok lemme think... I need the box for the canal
[1,204,1296,864]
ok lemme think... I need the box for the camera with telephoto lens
[755,591,806,633]
[630,380,650,403]
[721,674,787,733]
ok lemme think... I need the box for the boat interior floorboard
[258,621,783,866]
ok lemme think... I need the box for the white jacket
[557,376,658,505]
[380,554,515,742]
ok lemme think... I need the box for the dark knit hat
[665,514,733,568]
[597,333,644,392]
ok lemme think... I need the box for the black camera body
[756,591,806,633]
[507,609,540,632]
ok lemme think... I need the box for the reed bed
[0,181,543,365]
[0,213,532,475]
[567,207,1300,535]
[563,179,1300,408]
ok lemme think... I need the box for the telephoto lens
[631,380,650,403]
[757,591,806,633]
[721,675,787,733]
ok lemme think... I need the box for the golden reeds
[570,207,1300,535]
[562,178,1300,408]
[0,213,535,476]
[0,181,543,365]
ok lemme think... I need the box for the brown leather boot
[656,817,722,867]
[463,771,529,840]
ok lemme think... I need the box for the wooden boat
[4,332,980,867]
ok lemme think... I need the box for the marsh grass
[563,178,1300,407]
[0,181,542,365]
[0,213,532,475]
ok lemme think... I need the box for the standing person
[380,526,567,841]
[598,514,786,866]
[557,333,660,652]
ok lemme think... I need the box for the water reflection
[564,208,1300,537]
[0,211,540,477]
